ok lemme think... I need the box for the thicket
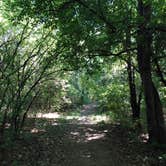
[0,0,165,146]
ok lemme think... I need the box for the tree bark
[154,60,166,87]
[137,0,166,144]
[125,24,141,121]
[127,59,141,120]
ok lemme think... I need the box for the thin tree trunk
[154,60,166,87]
[0,110,7,144]
[127,56,141,121]
[125,25,141,121]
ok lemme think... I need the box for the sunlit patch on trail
[34,112,110,125]
[30,128,46,133]
[76,115,110,124]
[70,131,80,136]
[81,152,92,158]
[139,133,149,143]
[70,127,108,143]
[36,112,61,119]
[70,130,106,143]
[60,114,110,124]
[85,133,105,141]
[52,122,58,126]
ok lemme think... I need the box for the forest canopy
[0,0,166,160]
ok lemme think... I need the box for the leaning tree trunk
[137,0,166,144]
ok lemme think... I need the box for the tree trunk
[127,59,141,120]
[125,24,141,121]
[137,0,166,144]
[0,110,7,144]
[154,60,166,87]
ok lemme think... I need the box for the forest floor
[0,103,165,166]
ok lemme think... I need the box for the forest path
[2,104,163,166]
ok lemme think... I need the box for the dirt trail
[0,104,164,166]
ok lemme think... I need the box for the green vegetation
[0,0,166,165]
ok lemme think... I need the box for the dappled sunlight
[65,115,80,120]
[52,122,59,126]
[30,128,46,133]
[77,114,110,124]
[81,152,92,158]
[34,109,110,126]
[70,131,80,136]
[70,126,108,143]
[1,1,165,165]
[36,112,61,119]
[60,114,110,124]
[85,133,106,141]
[139,133,149,143]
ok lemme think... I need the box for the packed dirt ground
[0,104,165,166]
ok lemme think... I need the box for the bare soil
[0,104,165,166]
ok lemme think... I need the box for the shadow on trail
[1,104,165,166]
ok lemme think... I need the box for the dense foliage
[0,0,165,149]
